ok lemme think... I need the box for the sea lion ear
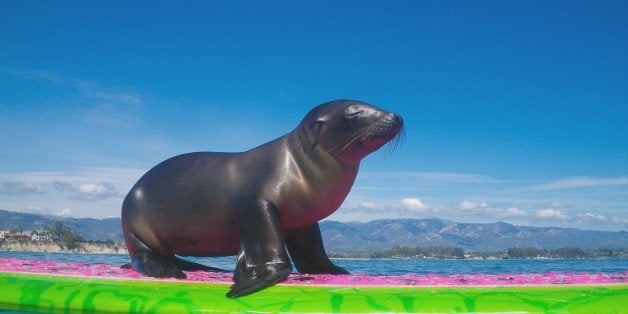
[308,120,324,151]
[310,119,325,136]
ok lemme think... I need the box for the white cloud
[3,68,146,129]
[53,180,74,192]
[574,213,628,226]
[459,201,489,210]
[53,179,121,201]
[360,202,384,210]
[24,206,52,215]
[502,207,528,217]
[456,201,528,219]
[58,208,72,217]
[536,209,570,219]
[0,167,142,187]
[69,182,119,201]
[579,213,608,222]
[609,216,628,225]
[341,197,434,216]
[0,167,143,218]
[24,206,71,217]
[346,199,528,221]
[345,171,627,231]
[4,68,143,107]
[0,182,46,195]
[400,198,429,211]
[538,201,572,209]
[2,166,626,231]
[534,177,628,191]
[361,172,505,182]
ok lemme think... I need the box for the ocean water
[1,251,626,275]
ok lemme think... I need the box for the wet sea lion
[121,99,403,297]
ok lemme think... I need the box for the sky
[1,1,626,231]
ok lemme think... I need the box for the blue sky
[1,1,626,231]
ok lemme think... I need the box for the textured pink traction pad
[1,257,626,286]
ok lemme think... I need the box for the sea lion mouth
[359,115,404,150]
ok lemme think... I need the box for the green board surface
[1,272,626,313]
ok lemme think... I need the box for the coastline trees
[44,222,84,250]
[329,246,625,259]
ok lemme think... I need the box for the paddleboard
[0,257,625,313]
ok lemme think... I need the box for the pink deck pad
[0,258,625,286]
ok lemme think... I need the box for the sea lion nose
[385,112,403,127]
[394,113,403,126]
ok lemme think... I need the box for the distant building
[4,232,31,241]
[31,231,52,241]
[0,230,51,241]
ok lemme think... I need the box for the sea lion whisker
[340,128,373,151]
[323,129,364,154]
[382,125,405,155]
[327,127,373,154]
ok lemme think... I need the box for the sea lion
[121,99,403,297]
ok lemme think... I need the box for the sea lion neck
[286,124,359,170]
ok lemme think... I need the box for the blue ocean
[1,251,625,275]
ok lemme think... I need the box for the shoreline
[2,240,625,260]
[2,248,626,260]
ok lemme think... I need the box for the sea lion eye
[310,120,324,128]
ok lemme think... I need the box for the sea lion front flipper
[228,260,292,298]
[227,201,293,298]
[131,251,186,279]
[286,223,349,274]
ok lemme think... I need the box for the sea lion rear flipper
[120,263,133,269]
[173,256,229,273]
[286,223,349,274]
[227,201,292,298]
[124,232,186,278]
[131,251,186,279]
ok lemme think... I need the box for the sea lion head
[297,99,404,164]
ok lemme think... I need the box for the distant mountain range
[0,209,122,242]
[319,219,627,252]
[1,209,625,252]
